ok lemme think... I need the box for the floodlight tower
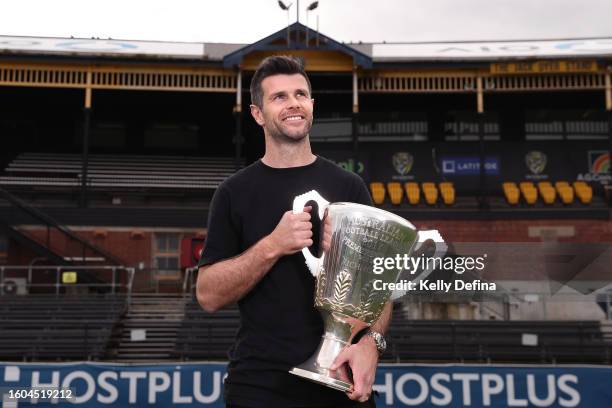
[278,1,294,46]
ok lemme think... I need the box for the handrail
[0,265,134,295]
[0,186,124,265]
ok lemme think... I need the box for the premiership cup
[289,190,446,392]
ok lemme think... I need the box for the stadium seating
[421,182,438,205]
[369,182,386,204]
[502,182,520,205]
[0,294,127,361]
[537,181,556,204]
[519,181,538,204]
[173,297,239,360]
[386,320,611,364]
[555,181,574,204]
[404,182,420,204]
[573,181,593,204]
[386,182,403,205]
[0,153,243,191]
[172,297,612,364]
[439,182,455,205]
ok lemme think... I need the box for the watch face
[369,331,386,354]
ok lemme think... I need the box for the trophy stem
[289,333,353,392]
[290,311,360,392]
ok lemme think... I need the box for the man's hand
[267,206,313,256]
[330,335,379,402]
[321,213,332,252]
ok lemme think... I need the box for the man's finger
[330,347,352,370]
[349,372,365,401]
[334,363,352,384]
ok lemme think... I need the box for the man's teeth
[284,116,303,121]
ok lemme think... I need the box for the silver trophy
[289,190,446,392]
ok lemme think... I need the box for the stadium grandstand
[1,22,612,407]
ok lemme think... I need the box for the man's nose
[286,94,301,108]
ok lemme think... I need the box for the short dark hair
[250,55,312,108]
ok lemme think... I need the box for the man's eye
[274,95,285,100]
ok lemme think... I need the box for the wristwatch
[366,330,387,356]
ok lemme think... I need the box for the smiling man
[196,55,390,408]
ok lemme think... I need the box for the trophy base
[289,367,352,392]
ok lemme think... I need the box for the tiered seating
[574,181,593,204]
[502,182,520,205]
[171,297,612,364]
[503,180,595,206]
[368,181,456,206]
[519,181,538,204]
[0,294,127,361]
[173,298,239,360]
[404,182,420,204]
[421,182,438,205]
[385,320,611,364]
[439,182,455,205]
[369,182,386,205]
[537,181,556,204]
[386,182,403,205]
[555,181,574,204]
[0,153,243,190]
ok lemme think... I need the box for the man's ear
[250,104,265,127]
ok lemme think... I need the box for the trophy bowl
[289,190,445,392]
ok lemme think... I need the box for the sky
[1,0,612,45]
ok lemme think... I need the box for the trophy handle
[391,229,448,300]
[292,189,330,277]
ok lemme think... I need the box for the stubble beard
[267,116,313,144]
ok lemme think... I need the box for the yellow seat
[404,182,420,204]
[537,182,556,204]
[555,181,570,188]
[438,182,455,205]
[573,181,592,204]
[519,181,538,205]
[421,182,438,205]
[537,181,553,189]
[369,182,386,205]
[386,182,404,205]
[555,181,574,204]
[502,182,520,205]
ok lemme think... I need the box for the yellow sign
[490,60,598,75]
[62,271,77,284]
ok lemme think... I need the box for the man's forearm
[196,236,280,312]
[371,301,392,335]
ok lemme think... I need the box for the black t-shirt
[199,156,373,407]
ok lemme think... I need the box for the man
[196,55,391,408]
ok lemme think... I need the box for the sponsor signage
[0,36,206,58]
[577,150,611,185]
[490,60,598,75]
[373,38,612,59]
[440,156,500,176]
[3,363,612,407]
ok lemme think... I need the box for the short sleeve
[351,174,373,207]
[198,184,241,267]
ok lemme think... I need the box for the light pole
[306,1,318,47]
[278,1,293,47]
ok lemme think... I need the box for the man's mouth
[282,115,305,122]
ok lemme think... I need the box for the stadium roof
[1,28,612,64]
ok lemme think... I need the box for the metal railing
[0,186,125,265]
[0,265,135,302]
